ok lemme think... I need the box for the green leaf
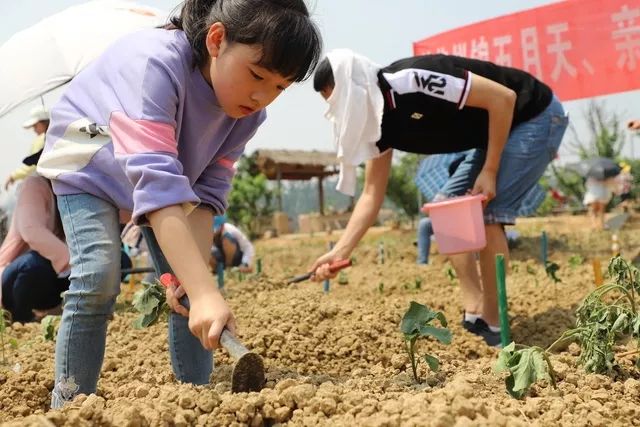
[569,254,584,268]
[494,342,516,372]
[418,325,452,345]
[505,347,550,398]
[400,301,438,335]
[41,315,61,341]
[545,261,562,283]
[423,354,440,372]
[8,338,18,349]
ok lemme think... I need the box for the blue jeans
[1,250,69,322]
[417,217,434,264]
[453,96,568,224]
[52,193,212,408]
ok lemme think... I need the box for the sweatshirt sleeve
[110,56,200,224]
[193,111,266,213]
[15,177,69,273]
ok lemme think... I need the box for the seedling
[378,241,385,265]
[545,261,562,283]
[0,308,9,365]
[569,254,585,269]
[338,271,348,285]
[378,282,384,294]
[545,260,562,301]
[444,263,457,285]
[400,301,451,383]
[132,279,169,329]
[565,256,640,373]
[42,315,61,341]
[414,278,423,290]
[494,342,557,399]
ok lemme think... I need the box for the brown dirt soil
[2,213,640,426]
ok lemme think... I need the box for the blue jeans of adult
[51,193,212,408]
[416,217,434,264]
[1,250,69,322]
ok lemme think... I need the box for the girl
[310,49,568,347]
[37,0,321,407]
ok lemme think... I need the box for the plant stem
[405,339,419,383]
[539,348,558,388]
[546,329,582,353]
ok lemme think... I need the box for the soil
[1,213,640,426]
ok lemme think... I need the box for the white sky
[0,0,639,183]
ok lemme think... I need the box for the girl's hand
[189,290,237,350]
[165,281,189,317]
[309,250,345,282]
[471,169,497,204]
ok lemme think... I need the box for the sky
[0,0,639,186]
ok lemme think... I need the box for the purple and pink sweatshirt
[37,29,266,223]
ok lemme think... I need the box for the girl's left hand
[166,282,189,317]
[471,169,497,204]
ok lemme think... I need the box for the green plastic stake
[541,231,548,266]
[216,263,224,289]
[256,258,262,275]
[323,242,334,293]
[495,254,511,347]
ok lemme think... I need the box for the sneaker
[471,318,503,348]
[461,315,478,332]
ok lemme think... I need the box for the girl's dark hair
[171,0,322,82]
[313,57,334,92]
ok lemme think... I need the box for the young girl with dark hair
[37,0,322,407]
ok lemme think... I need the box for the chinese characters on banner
[413,0,640,101]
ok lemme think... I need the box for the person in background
[584,174,620,230]
[415,151,482,264]
[211,215,255,273]
[0,149,69,322]
[4,106,49,191]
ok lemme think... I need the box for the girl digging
[310,50,568,347]
[37,0,321,407]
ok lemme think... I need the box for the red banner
[413,0,640,101]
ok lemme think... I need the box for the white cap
[22,106,50,128]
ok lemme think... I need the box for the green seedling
[494,342,557,399]
[400,301,451,383]
[444,263,457,285]
[564,256,640,373]
[568,254,585,269]
[338,271,349,285]
[42,315,61,341]
[414,278,423,290]
[378,282,384,294]
[0,308,11,365]
[132,280,169,329]
[545,261,562,283]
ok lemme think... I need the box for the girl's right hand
[188,290,237,350]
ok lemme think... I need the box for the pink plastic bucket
[421,194,487,254]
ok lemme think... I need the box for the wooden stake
[593,259,603,287]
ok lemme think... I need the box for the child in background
[211,216,255,273]
[36,0,321,407]
[584,176,620,230]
